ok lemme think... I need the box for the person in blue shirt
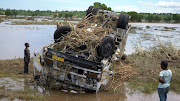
[24,43,30,74]
[158,61,172,101]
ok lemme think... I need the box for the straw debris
[53,13,117,60]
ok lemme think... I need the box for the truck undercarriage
[33,6,130,93]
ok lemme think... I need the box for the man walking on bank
[158,61,172,101]
[24,43,30,74]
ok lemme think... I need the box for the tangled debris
[53,11,125,61]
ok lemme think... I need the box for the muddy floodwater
[1,77,180,101]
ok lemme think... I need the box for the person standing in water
[24,43,30,74]
[158,61,172,101]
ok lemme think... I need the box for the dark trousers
[24,58,29,73]
[158,86,169,101]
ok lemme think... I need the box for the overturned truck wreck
[33,6,130,93]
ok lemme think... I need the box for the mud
[1,76,180,101]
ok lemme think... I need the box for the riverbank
[10,21,180,25]
[1,16,180,25]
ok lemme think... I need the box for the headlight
[97,74,101,79]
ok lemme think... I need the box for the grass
[146,26,150,28]
[0,58,39,100]
[164,27,176,30]
[0,58,33,76]
[0,18,3,22]
[0,88,45,100]
[123,41,180,94]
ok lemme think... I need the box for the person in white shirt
[158,61,172,101]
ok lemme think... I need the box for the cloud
[138,0,153,6]
[114,6,139,12]
[43,0,73,3]
[157,1,180,8]
[138,0,180,13]
[138,0,180,8]
[53,7,85,11]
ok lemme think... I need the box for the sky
[0,0,180,13]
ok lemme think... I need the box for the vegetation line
[0,2,180,23]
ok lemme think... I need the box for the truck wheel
[117,13,124,28]
[97,36,115,58]
[92,7,99,15]
[54,26,72,42]
[86,6,93,16]
[86,6,98,18]
[121,15,129,29]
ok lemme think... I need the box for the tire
[117,13,124,28]
[86,6,94,16]
[92,7,98,15]
[97,36,115,58]
[122,14,129,29]
[86,6,98,18]
[54,26,71,42]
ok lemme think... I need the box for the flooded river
[0,21,55,59]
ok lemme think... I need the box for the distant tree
[93,2,111,11]
[0,11,4,15]
[94,2,101,8]
[107,7,111,11]
[5,9,12,16]
[54,14,57,18]
[127,11,138,21]
[12,9,17,17]
[173,14,180,22]
[64,13,69,19]
[69,13,73,19]
[164,16,172,22]
[24,13,27,16]
[146,14,154,22]
[101,4,107,10]
[32,11,38,16]
[137,14,143,22]
[153,15,162,22]
[47,10,51,13]
[59,13,63,18]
